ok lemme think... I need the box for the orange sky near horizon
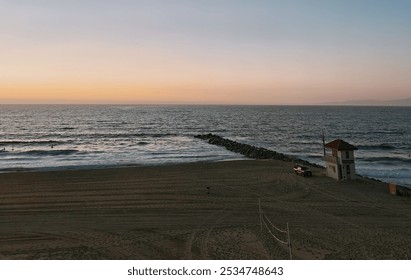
[2,41,409,105]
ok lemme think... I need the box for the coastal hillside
[324,98,411,106]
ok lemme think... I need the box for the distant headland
[323,98,411,106]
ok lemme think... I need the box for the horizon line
[0,103,410,107]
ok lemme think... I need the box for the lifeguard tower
[324,139,358,180]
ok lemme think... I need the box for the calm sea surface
[0,105,410,188]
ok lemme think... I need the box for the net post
[287,222,292,260]
[259,198,262,232]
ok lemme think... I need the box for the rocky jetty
[194,133,323,168]
[396,185,411,197]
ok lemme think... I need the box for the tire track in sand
[183,208,232,259]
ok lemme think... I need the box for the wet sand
[0,160,410,259]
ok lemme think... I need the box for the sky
[1,0,411,105]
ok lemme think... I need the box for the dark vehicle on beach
[293,164,312,177]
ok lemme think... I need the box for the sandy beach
[0,159,410,260]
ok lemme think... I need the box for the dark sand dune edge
[0,160,410,259]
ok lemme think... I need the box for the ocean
[0,105,410,188]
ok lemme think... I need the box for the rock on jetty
[194,133,322,168]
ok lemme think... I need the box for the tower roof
[324,139,358,151]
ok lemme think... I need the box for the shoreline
[1,159,410,259]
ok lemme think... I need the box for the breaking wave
[0,140,65,146]
[361,157,411,164]
[359,143,396,150]
[19,149,79,156]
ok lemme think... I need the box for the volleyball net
[258,198,292,260]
